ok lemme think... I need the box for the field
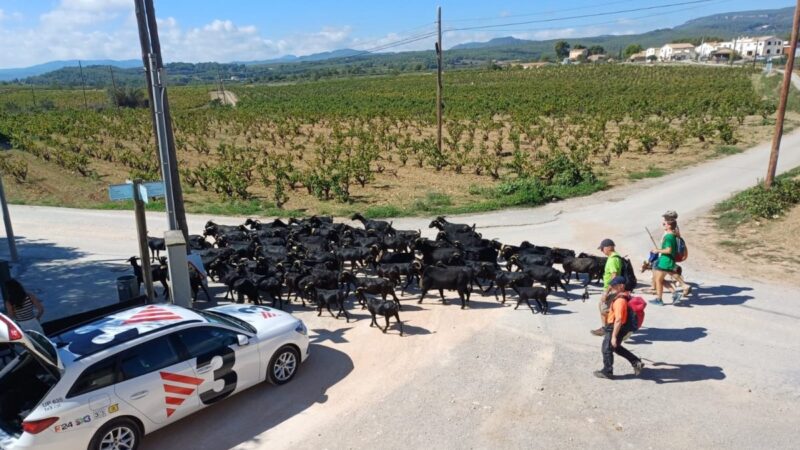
[0,65,796,217]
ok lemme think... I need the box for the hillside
[5,6,795,88]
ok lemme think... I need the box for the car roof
[50,304,206,362]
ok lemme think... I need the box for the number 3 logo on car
[197,347,238,405]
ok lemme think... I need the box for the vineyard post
[29,85,36,108]
[78,60,88,110]
[134,0,189,239]
[765,0,800,189]
[436,6,443,157]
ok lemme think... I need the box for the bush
[718,175,800,220]
[108,87,148,108]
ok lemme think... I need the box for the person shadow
[617,361,726,383]
[627,327,708,345]
[684,284,754,306]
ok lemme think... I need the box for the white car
[0,303,309,450]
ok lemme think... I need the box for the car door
[113,334,201,426]
[173,326,261,407]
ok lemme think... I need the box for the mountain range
[1,6,793,85]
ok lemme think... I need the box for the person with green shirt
[651,219,678,306]
[591,238,623,336]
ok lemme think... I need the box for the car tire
[88,417,142,450]
[267,345,300,385]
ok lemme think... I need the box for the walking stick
[645,226,659,248]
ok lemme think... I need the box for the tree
[554,41,570,59]
[588,45,605,55]
[624,44,644,58]
[572,44,586,50]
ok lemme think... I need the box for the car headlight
[295,321,307,336]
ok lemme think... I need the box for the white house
[568,48,588,61]
[722,36,784,59]
[659,43,696,61]
[695,42,722,59]
[645,47,659,60]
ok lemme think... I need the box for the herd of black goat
[130,215,615,336]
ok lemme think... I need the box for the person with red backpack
[594,276,644,379]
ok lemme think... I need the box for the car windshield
[194,310,256,334]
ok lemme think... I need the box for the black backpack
[614,255,637,292]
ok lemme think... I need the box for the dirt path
[3,127,800,449]
[209,89,238,106]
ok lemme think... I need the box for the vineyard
[0,65,791,217]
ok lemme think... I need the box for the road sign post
[108,180,168,302]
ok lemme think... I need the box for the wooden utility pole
[217,66,227,106]
[436,6,443,156]
[78,60,88,109]
[765,0,800,189]
[30,86,36,108]
[0,174,18,262]
[109,66,120,110]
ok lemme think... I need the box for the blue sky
[0,0,793,68]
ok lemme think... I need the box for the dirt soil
[209,90,238,106]
[682,205,800,287]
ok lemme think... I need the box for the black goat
[127,256,169,298]
[366,296,403,336]
[512,286,550,313]
[418,265,471,309]
[306,287,349,322]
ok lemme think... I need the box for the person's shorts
[599,293,612,314]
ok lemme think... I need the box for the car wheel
[88,417,142,450]
[268,345,300,385]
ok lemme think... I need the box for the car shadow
[140,344,354,450]
[627,327,708,345]
[617,361,725,384]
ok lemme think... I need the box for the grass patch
[753,73,800,113]
[714,166,800,231]
[714,145,743,156]
[628,165,666,180]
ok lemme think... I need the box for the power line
[348,30,438,57]
[445,0,721,33]
[446,0,641,23]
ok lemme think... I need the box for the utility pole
[0,175,18,262]
[78,60,88,109]
[765,0,800,189]
[134,0,189,239]
[217,66,227,106]
[109,66,120,110]
[436,6,443,157]
[30,85,36,108]
[730,37,737,66]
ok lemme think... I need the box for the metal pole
[436,6,443,157]
[134,0,189,239]
[765,0,800,189]
[133,181,155,301]
[0,175,18,262]
[78,60,88,109]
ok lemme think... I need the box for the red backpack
[628,296,646,329]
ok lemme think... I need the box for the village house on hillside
[659,43,696,61]
[696,42,722,59]
[568,48,588,61]
[629,51,647,62]
[645,47,658,60]
[719,36,784,59]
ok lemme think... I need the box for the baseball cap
[597,238,615,250]
[610,276,627,286]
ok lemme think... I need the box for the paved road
[1,127,799,448]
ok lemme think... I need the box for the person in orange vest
[594,276,644,379]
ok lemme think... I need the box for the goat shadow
[627,327,708,345]
[617,361,726,384]
[141,344,353,450]
[310,327,353,344]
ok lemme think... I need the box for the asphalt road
[2,125,800,448]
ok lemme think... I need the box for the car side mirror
[237,334,250,346]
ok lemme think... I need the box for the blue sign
[108,184,134,201]
[141,181,165,199]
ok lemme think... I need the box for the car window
[119,336,181,381]
[174,327,238,359]
[68,358,117,398]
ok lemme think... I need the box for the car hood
[207,304,300,336]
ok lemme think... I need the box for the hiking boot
[590,328,605,336]
[672,291,683,304]
[649,298,665,306]
[633,360,645,376]
[593,370,613,379]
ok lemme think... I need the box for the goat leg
[396,313,403,336]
